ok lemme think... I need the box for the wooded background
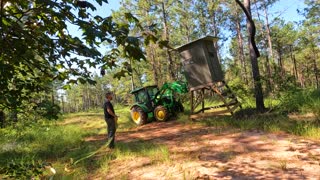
[0,0,319,126]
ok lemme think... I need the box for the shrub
[307,90,320,121]
[35,100,61,120]
[278,88,320,116]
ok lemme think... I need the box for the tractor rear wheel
[154,105,169,121]
[131,106,147,125]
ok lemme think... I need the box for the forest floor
[84,120,320,180]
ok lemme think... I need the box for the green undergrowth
[196,113,319,138]
[0,120,90,179]
[0,105,165,179]
[278,88,320,119]
[180,88,320,139]
[1,98,319,178]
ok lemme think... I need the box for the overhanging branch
[235,0,260,57]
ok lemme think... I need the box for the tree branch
[235,0,260,57]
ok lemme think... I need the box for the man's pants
[105,117,116,148]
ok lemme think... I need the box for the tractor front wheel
[131,106,147,125]
[154,105,169,121]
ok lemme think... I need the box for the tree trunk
[300,72,305,88]
[211,11,221,63]
[253,0,273,92]
[236,0,265,112]
[51,86,55,105]
[312,47,319,89]
[265,55,273,92]
[290,45,299,85]
[134,66,144,87]
[143,6,159,86]
[161,1,175,81]
[10,110,18,124]
[150,44,159,86]
[62,95,65,113]
[129,58,135,91]
[293,55,298,84]
[306,64,310,87]
[0,0,4,54]
[82,94,86,111]
[0,110,4,128]
[182,0,191,42]
[263,1,273,60]
[277,48,284,75]
[235,10,248,85]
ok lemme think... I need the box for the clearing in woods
[84,119,320,179]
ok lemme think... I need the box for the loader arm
[155,81,188,105]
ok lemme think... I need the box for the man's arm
[107,108,117,118]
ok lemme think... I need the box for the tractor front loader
[130,81,188,125]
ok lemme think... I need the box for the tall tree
[175,0,196,43]
[252,0,279,92]
[253,0,278,59]
[262,0,275,60]
[235,0,265,112]
[300,0,320,88]
[160,0,176,81]
[228,1,249,85]
[271,20,298,79]
[195,0,228,62]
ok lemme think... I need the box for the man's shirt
[104,99,114,119]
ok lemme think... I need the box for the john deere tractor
[130,81,188,125]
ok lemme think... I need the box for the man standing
[104,92,118,149]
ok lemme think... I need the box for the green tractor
[130,81,188,125]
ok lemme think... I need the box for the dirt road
[91,121,320,179]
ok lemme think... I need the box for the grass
[114,140,171,163]
[0,118,93,178]
[183,89,320,139]
[1,96,320,178]
[194,112,320,139]
[0,105,170,179]
[277,160,288,171]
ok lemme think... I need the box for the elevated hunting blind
[176,36,241,119]
[176,36,223,90]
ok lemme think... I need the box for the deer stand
[190,81,241,120]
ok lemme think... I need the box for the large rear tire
[154,105,169,121]
[131,106,147,125]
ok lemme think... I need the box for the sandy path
[91,121,320,179]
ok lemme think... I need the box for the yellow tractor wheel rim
[156,110,165,120]
[132,111,140,123]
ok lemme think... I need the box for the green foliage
[278,89,320,115]
[35,100,61,120]
[199,110,320,138]
[0,158,45,179]
[287,120,320,137]
[0,119,91,178]
[272,74,298,93]
[0,0,152,116]
[0,109,173,178]
[0,0,319,177]
[227,77,255,108]
[308,90,320,120]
